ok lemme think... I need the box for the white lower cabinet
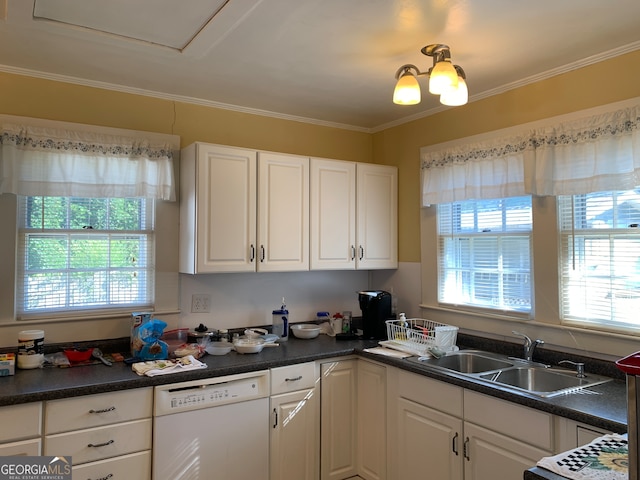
[555,417,613,452]
[270,362,320,480]
[44,387,153,479]
[321,359,358,480]
[357,360,387,480]
[393,370,554,480]
[320,358,387,480]
[0,402,42,456]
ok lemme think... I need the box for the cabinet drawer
[45,418,152,465]
[398,370,463,417]
[0,402,42,442]
[45,387,152,434]
[271,362,317,395]
[0,438,41,456]
[73,450,151,480]
[464,390,553,451]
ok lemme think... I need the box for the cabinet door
[310,158,356,270]
[357,361,387,480]
[270,388,319,480]
[258,152,309,271]
[356,164,397,270]
[396,397,463,480]
[320,360,358,480]
[185,143,257,273]
[463,422,550,480]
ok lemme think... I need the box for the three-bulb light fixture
[393,43,468,106]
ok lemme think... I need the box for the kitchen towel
[536,434,628,480]
[132,355,207,377]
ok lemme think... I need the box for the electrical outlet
[191,294,211,313]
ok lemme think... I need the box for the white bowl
[291,324,321,339]
[205,341,232,356]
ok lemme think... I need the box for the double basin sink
[405,350,613,398]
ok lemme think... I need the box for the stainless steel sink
[406,350,516,374]
[405,350,613,397]
[478,366,612,397]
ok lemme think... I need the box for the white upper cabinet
[180,143,257,273]
[180,142,395,273]
[310,158,357,270]
[257,151,309,272]
[310,159,397,270]
[180,143,309,273]
[356,163,398,269]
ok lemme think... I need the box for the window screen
[558,189,640,332]
[17,196,155,318]
[437,196,533,313]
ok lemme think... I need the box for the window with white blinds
[437,197,533,313]
[558,189,640,332]
[17,196,155,318]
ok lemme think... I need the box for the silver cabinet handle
[359,245,364,260]
[260,245,265,262]
[250,244,255,262]
[463,437,470,460]
[89,406,115,414]
[285,376,302,382]
[351,245,356,260]
[452,432,459,456]
[272,408,278,428]
[88,439,114,448]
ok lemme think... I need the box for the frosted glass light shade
[393,72,421,105]
[428,59,458,95]
[440,76,468,106]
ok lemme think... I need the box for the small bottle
[342,312,351,334]
[272,297,289,342]
[316,311,330,323]
[218,329,229,342]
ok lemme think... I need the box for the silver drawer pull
[285,376,302,382]
[88,439,114,448]
[89,406,116,414]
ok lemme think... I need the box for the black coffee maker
[357,290,392,339]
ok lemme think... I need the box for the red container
[63,348,94,362]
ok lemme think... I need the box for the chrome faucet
[512,331,544,362]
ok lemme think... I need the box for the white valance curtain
[0,124,176,200]
[421,102,640,205]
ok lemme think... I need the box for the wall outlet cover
[191,294,211,313]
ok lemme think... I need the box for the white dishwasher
[153,370,270,480]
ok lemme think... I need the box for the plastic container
[17,330,45,369]
[272,297,289,342]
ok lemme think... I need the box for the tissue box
[0,353,15,376]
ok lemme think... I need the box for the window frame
[436,196,533,317]
[16,195,156,320]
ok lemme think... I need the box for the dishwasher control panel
[154,369,270,416]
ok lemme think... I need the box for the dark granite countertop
[0,334,629,438]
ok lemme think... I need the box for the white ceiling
[1,0,640,131]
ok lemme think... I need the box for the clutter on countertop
[536,434,628,479]
[132,355,207,377]
[0,353,15,376]
[272,297,289,342]
[291,324,321,339]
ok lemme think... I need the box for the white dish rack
[383,318,458,356]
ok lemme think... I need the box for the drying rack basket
[385,318,458,355]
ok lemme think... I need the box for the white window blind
[17,196,155,318]
[437,196,533,313]
[558,189,640,331]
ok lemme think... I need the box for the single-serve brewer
[357,290,392,339]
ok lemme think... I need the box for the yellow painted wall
[373,49,640,263]
[0,72,372,163]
